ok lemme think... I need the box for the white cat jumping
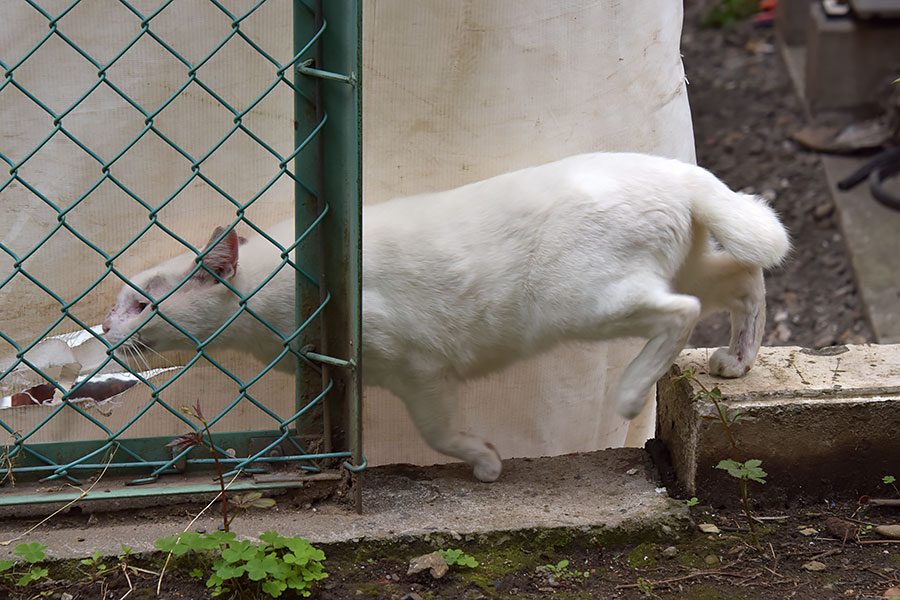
[104,152,789,482]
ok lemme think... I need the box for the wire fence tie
[341,456,366,473]
[299,344,357,370]
[296,59,357,86]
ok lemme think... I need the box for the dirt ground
[2,5,894,600]
[5,493,900,600]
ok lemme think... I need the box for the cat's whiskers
[116,341,149,374]
[136,340,175,368]
[121,343,145,373]
[130,343,152,373]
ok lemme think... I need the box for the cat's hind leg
[614,291,702,419]
[682,253,767,378]
[392,373,503,482]
[709,265,766,378]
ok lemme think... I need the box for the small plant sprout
[686,497,700,507]
[436,548,478,569]
[541,559,590,584]
[883,475,899,497]
[637,576,659,598]
[0,542,49,588]
[169,400,235,531]
[673,367,769,551]
[673,367,756,451]
[80,550,107,578]
[716,458,767,548]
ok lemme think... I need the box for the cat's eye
[135,301,149,312]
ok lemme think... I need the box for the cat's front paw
[709,347,751,378]
[472,443,502,483]
[616,387,650,420]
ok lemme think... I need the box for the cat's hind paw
[709,347,752,378]
[472,443,503,483]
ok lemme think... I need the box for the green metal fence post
[292,0,362,510]
[292,0,326,449]
[318,0,363,512]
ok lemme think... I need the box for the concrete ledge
[657,344,900,505]
[0,448,689,561]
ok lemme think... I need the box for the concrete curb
[657,344,900,505]
[0,448,689,561]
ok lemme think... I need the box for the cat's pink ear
[196,226,239,283]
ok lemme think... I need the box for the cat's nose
[101,313,111,334]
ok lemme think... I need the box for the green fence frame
[0,0,362,507]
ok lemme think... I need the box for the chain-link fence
[0,0,361,506]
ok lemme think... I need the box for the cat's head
[102,226,241,362]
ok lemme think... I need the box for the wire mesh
[0,0,360,498]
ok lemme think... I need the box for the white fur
[104,152,789,482]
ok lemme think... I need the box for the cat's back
[366,152,693,220]
[360,152,703,379]
[363,152,696,261]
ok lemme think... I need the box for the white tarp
[0,1,693,466]
[361,1,694,466]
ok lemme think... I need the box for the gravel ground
[683,1,875,350]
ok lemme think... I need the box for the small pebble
[802,560,826,571]
[875,525,900,539]
[813,202,835,220]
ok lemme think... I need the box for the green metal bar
[311,0,334,456]
[318,0,363,512]
[292,0,321,446]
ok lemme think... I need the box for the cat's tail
[690,173,790,268]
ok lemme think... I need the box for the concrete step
[780,0,900,115]
[656,344,900,506]
[821,155,900,344]
[0,448,689,561]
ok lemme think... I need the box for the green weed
[0,542,49,588]
[155,530,327,598]
[437,548,478,569]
